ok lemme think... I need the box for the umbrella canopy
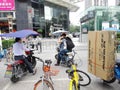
[52,30,68,37]
[52,30,68,36]
[0,29,39,38]
[52,30,68,35]
[104,28,120,32]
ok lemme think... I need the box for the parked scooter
[55,47,75,67]
[103,59,120,84]
[5,50,37,83]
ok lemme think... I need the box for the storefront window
[0,12,13,18]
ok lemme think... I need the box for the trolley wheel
[55,54,58,60]
[103,77,116,83]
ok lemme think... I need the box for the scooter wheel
[11,75,19,83]
[67,60,73,67]
[55,54,58,60]
[103,77,116,83]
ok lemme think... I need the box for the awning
[45,0,79,12]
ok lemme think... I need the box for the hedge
[2,39,14,49]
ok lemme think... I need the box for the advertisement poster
[0,0,15,11]
[102,21,109,30]
[112,21,119,30]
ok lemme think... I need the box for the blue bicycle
[103,59,120,84]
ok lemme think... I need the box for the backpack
[65,37,75,51]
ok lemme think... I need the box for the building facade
[116,0,120,5]
[0,0,78,37]
[79,0,120,31]
[85,0,108,9]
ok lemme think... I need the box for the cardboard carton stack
[88,31,116,80]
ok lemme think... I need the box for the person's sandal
[55,64,59,66]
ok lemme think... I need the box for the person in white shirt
[13,38,36,75]
[35,36,42,52]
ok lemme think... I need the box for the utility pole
[94,12,97,31]
[7,15,13,33]
[79,21,82,42]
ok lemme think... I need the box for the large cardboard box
[88,31,116,80]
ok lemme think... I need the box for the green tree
[58,14,68,30]
[70,25,80,33]
[51,17,58,24]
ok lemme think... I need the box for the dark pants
[14,55,33,73]
[57,49,68,65]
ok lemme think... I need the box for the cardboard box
[88,31,116,80]
[88,62,114,80]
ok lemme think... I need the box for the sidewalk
[1,39,120,90]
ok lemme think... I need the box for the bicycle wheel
[34,79,54,90]
[76,70,91,86]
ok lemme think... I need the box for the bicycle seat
[66,69,74,74]
[45,60,52,64]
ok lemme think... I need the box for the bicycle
[34,57,59,90]
[66,61,91,90]
[6,47,14,62]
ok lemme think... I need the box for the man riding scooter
[13,38,36,75]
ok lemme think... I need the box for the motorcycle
[4,50,37,83]
[103,59,120,84]
[55,47,75,67]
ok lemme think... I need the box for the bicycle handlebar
[34,56,44,64]
[34,56,52,68]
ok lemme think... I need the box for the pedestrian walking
[36,36,42,53]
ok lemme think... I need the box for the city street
[0,0,120,90]
[0,37,120,90]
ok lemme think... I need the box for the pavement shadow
[96,81,114,90]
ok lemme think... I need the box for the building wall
[15,0,70,32]
[15,0,32,30]
[85,0,108,10]
[45,2,69,30]
[116,0,120,5]
[85,0,92,10]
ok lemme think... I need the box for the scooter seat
[14,60,24,65]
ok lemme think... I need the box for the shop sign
[0,0,15,11]
[0,22,8,26]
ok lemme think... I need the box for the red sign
[0,22,8,26]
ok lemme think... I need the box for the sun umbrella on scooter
[0,29,39,38]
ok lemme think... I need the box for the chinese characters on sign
[0,0,15,10]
